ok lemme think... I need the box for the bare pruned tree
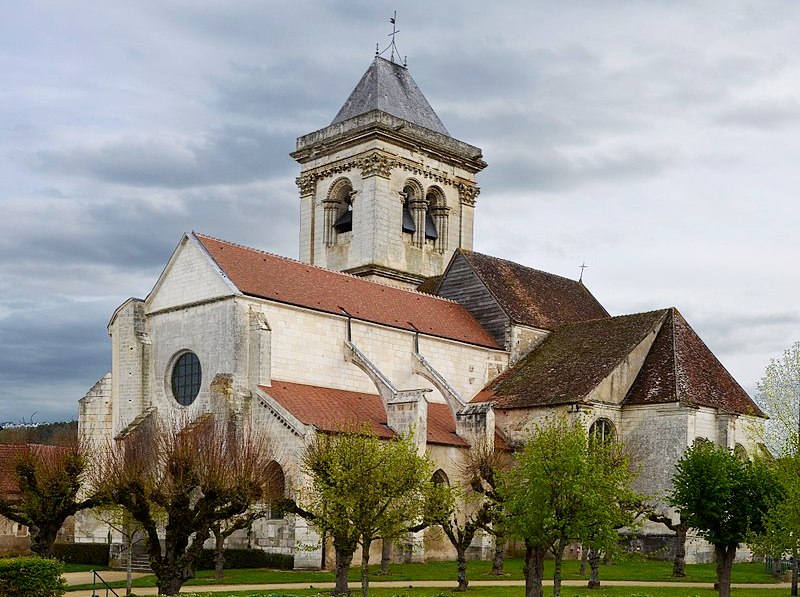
[88,414,276,596]
[0,442,94,557]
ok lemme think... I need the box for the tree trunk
[523,541,545,597]
[157,569,185,597]
[579,544,588,576]
[672,525,687,577]
[29,524,59,558]
[792,547,798,597]
[714,544,737,597]
[214,532,226,580]
[587,547,601,588]
[491,535,506,576]
[379,540,391,575]
[360,539,372,597]
[455,545,469,591]
[553,540,564,597]
[126,535,133,596]
[333,547,354,596]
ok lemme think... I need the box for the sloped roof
[474,310,667,408]
[458,251,609,330]
[624,309,764,417]
[261,381,467,446]
[331,57,449,135]
[0,444,70,494]
[195,234,498,350]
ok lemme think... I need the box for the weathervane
[376,11,407,66]
[579,262,587,282]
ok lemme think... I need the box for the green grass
[66,558,781,593]
[137,588,786,597]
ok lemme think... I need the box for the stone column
[410,198,427,248]
[431,206,449,253]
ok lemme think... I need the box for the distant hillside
[0,421,78,446]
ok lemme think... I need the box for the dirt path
[64,575,792,596]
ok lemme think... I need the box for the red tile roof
[196,234,499,349]
[474,310,666,408]
[261,381,467,446]
[0,444,70,495]
[459,251,609,330]
[623,309,764,417]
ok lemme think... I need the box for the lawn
[138,588,786,597]
[68,558,781,592]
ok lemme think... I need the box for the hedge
[53,542,110,566]
[196,548,294,570]
[0,557,66,597]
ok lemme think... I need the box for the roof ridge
[464,249,588,286]
[194,232,463,305]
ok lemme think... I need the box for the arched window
[265,460,286,519]
[401,182,420,235]
[734,443,748,461]
[324,178,355,245]
[432,469,449,486]
[589,418,615,446]
[425,186,448,252]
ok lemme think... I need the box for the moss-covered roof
[459,251,609,330]
[623,308,764,417]
[473,306,764,418]
[474,310,667,408]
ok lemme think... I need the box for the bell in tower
[291,54,486,288]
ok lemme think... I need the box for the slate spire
[331,56,450,136]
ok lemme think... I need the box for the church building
[76,55,764,566]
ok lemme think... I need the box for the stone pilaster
[322,199,339,247]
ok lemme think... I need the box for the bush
[0,557,66,597]
[52,542,109,566]
[196,548,294,570]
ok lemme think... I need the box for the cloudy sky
[2,1,800,423]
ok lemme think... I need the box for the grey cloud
[713,100,800,130]
[0,299,113,422]
[33,125,294,189]
[690,311,800,357]
[482,147,672,193]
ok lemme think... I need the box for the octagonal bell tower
[291,56,486,288]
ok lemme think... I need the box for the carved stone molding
[359,152,394,179]
[295,175,317,197]
[397,161,454,186]
[457,183,480,207]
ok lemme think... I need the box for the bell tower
[291,56,486,288]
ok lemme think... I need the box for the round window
[171,352,201,406]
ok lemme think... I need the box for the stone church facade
[76,56,763,566]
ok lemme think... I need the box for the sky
[2,1,800,424]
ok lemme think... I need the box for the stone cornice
[291,109,486,174]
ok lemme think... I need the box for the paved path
[63,573,792,596]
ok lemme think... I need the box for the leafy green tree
[88,416,276,596]
[581,440,642,588]
[429,480,487,592]
[298,428,444,597]
[671,441,781,597]
[752,453,799,593]
[499,416,638,597]
[756,340,800,456]
[0,444,93,557]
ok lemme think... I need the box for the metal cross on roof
[579,262,588,282]
[376,11,406,66]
